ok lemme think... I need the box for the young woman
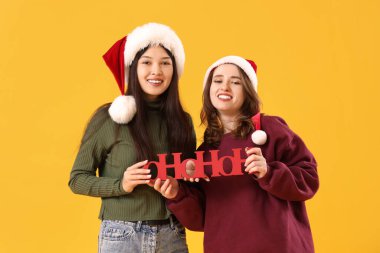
[68,23,195,253]
[155,56,319,253]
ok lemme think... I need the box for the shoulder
[261,114,288,128]
[87,105,116,130]
[260,114,297,142]
[81,103,119,144]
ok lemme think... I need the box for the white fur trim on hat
[203,56,257,91]
[124,23,185,83]
[109,95,137,124]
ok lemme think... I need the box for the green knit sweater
[69,101,196,221]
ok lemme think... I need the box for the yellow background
[1,0,379,252]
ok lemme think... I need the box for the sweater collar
[145,98,163,112]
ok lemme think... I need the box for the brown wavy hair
[201,64,261,147]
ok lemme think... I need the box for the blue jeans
[98,217,188,253]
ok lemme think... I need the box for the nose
[151,63,163,75]
[220,81,230,91]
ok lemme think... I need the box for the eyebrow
[140,56,171,60]
[213,75,241,79]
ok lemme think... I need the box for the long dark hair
[201,65,261,147]
[81,45,194,162]
[126,46,194,161]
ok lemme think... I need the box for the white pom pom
[108,95,137,124]
[251,130,267,145]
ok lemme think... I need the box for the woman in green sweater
[69,23,195,253]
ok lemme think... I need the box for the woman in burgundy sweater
[153,56,319,253]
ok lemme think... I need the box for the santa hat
[103,23,185,124]
[203,55,258,91]
[203,55,267,145]
[251,113,267,145]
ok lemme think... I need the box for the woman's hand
[122,160,151,193]
[244,147,268,179]
[152,176,179,199]
[183,160,210,182]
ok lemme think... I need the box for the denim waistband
[103,215,178,230]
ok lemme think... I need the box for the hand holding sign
[244,147,268,179]
[152,176,179,199]
[184,160,210,182]
[122,160,151,193]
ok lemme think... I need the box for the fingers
[184,160,210,182]
[125,162,150,178]
[244,154,262,167]
[124,167,151,183]
[152,177,177,199]
[244,148,267,179]
[121,161,151,193]
[246,164,268,179]
[126,169,151,176]
[126,174,152,181]
[183,177,209,182]
[186,160,196,169]
[153,178,162,191]
[246,164,264,173]
[164,184,172,196]
[129,160,149,169]
[153,178,172,191]
[166,176,179,188]
[123,166,151,190]
[244,160,266,172]
[245,147,262,156]
[183,177,204,182]
[185,160,196,177]
[161,178,171,193]
[129,179,151,185]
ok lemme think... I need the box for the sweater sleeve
[256,116,319,201]
[68,115,127,197]
[167,182,205,231]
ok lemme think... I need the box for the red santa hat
[203,55,258,91]
[103,23,185,124]
[203,55,267,145]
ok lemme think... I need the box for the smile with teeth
[147,79,163,86]
[217,94,233,100]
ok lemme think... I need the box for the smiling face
[137,46,174,101]
[209,64,245,118]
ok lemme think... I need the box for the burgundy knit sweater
[167,115,319,253]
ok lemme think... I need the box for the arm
[255,117,319,201]
[166,181,206,231]
[68,115,127,197]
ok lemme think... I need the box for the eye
[232,81,241,85]
[162,61,172,65]
[140,60,151,65]
[212,79,222,84]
